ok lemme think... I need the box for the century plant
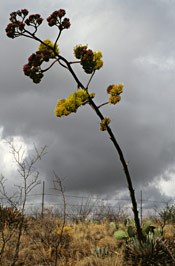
[125,234,175,265]
[5,8,144,242]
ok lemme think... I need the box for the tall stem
[63,60,144,242]
[90,97,143,242]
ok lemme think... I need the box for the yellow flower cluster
[93,51,103,70]
[38,39,59,58]
[73,44,88,59]
[73,44,103,74]
[107,84,124,105]
[54,88,93,117]
[100,117,111,131]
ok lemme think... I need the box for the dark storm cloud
[1,0,175,204]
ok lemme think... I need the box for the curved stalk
[89,97,144,242]
[97,102,109,108]
[42,59,58,72]
[61,60,144,242]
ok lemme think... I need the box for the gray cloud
[1,0,175,208]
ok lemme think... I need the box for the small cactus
[114,230,128,240]
[91,246,109,257]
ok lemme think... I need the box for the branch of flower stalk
[19,28,43,41]
[58,59,68,69]
[13,28,78,75]
[15,31,34,39]
[86,71,95,90]
[21,29,60,59]
[61,57,84,88]
[42,59,59,72]
[22,30,68,72]
[17,26,40,39]
[28,23,38,35]
[54,29,62,52]
[69,61,81,66]
[97,102,109,108]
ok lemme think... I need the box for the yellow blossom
[74,44,88,59]
[89,92,95,98]
[109,95,121,104]
[74,44,103,73]
[75,88,88,100]
[38,39,59,58]
[93,51,103,70]
[54,99,71,117]
[107,84,124,105]
[100,117,111,131]
[107,84,123,95]
[54,88,92,117]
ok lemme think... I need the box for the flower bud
[62,18,71,29]
[109,95,121,104]
[16,10,22,16]
[107,84,124,105]
[23,64,31,76]
[100,117,111,131]
[21,9,29,16]
[58,9,66,18]
[36,17,43,25]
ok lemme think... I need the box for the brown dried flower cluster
[23,52,45,84]
[47,9,71,29]
[5,9,43,38]
[5,8,70,40]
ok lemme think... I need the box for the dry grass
[0,216,174,266]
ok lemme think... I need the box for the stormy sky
[1,0,175,212]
